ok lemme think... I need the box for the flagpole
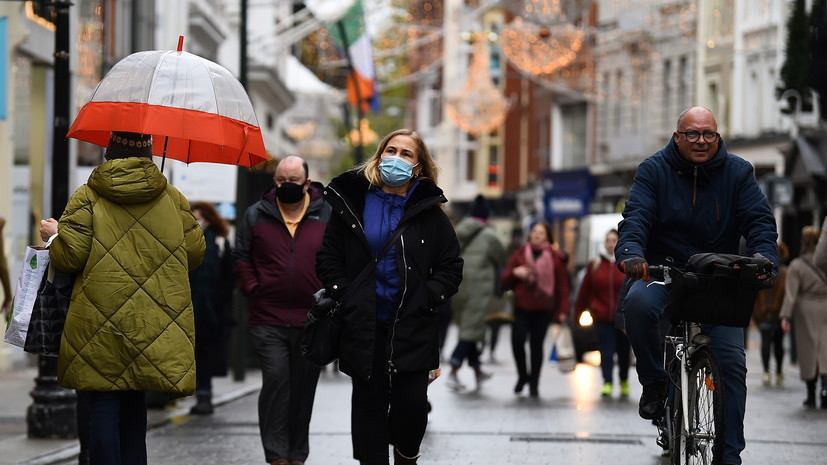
[336,20,364,165]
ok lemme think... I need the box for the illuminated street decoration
[500,17,584,76]
[445,39,510,135]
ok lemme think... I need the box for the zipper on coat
[388,234,407,375]
[327,185,365,235]
[692,166,698,207]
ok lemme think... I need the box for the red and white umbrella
[67,38,268,167]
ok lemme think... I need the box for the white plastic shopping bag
[3,246,50,348]
[554,323,576,373]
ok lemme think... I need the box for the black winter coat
[316,170,463,381]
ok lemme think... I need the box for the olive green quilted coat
[50,158,205,395]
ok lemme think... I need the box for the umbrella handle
[161,136,169,172]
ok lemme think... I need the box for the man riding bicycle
[616,107,778,465]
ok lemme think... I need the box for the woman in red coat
[574,229,630,397]
[501,222,570,397]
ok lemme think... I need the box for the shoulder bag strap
[459,224,485,254]
[800,257,827,287]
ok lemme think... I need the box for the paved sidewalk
[0,367,262,465]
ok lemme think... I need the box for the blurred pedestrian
[484,227,523,362]
[574,229,630,397]
[446,195,506,391]
[781,225,827,408]
[0,217,10,320]
[753,241,789,387]
[188,201,235,414]
[501,222,571,397]
[233,155,331,465]
[39,131,205,465]
[316,129,463,465]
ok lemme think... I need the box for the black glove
[751,253,776,289]
[619,257,650,281]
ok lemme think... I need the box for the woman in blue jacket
[316,129,463,465]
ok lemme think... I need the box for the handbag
[301,223,409,367]
[3,246,50,348]
[554,322,576,373]
[24,262,76,357]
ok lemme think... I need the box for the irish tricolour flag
[331,1,378,113]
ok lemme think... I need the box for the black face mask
[275,182,306,204]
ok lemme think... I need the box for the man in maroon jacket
[233,156,332,465]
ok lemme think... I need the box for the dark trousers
[449,340,480,369]
[511,310,552,387]
[194,326,214,395]
[594,320,631,384]
[351,325,429,465]
[758,321,784,374]
[622,279,747,465]
[249,325,321,463]
[86,390,147,465]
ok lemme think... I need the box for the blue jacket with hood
[616,138,779,269]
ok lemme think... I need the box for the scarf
[523,243,555,297]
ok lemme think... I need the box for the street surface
[59,327,827,464]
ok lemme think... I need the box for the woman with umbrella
[39,131,205,464]
[316,129,463,465]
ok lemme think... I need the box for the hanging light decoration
[502,0,567,27]
[445,39,511,136]
[500,17,585,76]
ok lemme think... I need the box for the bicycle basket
[668,253,767,327]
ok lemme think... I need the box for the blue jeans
[594,320,630,384]
[621,279,746,465]
[87,390,147,465]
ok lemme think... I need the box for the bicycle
[646,253,772,465]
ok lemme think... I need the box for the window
[663,59,672,123]
[678,56,688,111]
[560,102,588,168]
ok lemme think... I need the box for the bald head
[676,107,717,131]
[275,156,309,182]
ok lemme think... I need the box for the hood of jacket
[88,157,167,204]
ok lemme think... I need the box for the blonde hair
[357,129,439,187]
[801,226,821,253]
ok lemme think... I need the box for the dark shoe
[821,390,827,409]
[639,380,667,420]
[803,397,816,408]
[514,376,527,394]
[529,385,539,398]
[270,459,288,465]
[190,394,213,415]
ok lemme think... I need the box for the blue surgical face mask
[379,155,419,187]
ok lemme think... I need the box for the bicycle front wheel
[674,347,724,465]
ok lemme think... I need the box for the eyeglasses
[677,130,719,143]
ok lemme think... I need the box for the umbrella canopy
[67,45,268,167]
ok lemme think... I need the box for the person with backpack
[574,229,630,397]
[445,195,506,391]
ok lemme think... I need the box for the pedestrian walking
[616,107,778,465]
[753,241,789,387]
[780,225,827,408]
[484,227,523,363]
[188,201,235,414]
[446,195,506,391]
[38,131,206,465]
[233,155,331,465]
[501,222,571,397]
[316,129,463,465]
[574,229,631,398]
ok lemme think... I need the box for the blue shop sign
[542,169,593,219]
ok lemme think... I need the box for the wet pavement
[43,325,827,464]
